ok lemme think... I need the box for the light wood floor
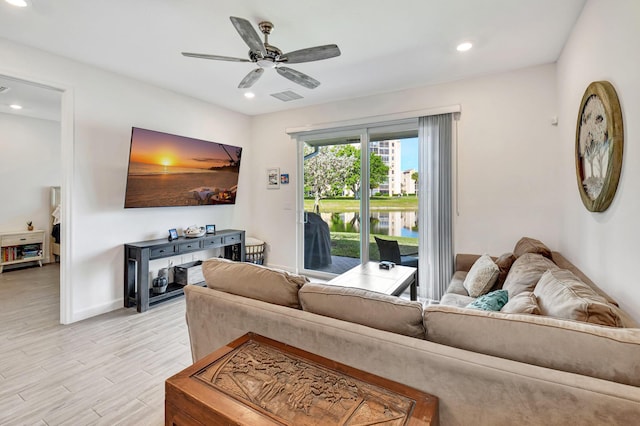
[0,264,192,425]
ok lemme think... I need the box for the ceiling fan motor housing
[250,44,282,68]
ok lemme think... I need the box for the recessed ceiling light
[244,92,255,99]
[9,104,23,110]
[5,0,28,7]
[456,42,473,52]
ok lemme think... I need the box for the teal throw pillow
[466,290,509,311]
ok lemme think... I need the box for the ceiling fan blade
[230,16,267,56]
[276,67,320,89]
[281,44,341,64]
[182,52,251,62]
[238,68,264,89]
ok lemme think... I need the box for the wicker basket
[245,237,265,265]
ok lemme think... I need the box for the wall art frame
[266,167,280,189]
[575,81,623,212]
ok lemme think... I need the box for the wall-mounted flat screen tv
[124,127,242,208]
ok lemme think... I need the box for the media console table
[124,229,245,313]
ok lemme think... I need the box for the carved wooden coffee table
[166,333,438,425]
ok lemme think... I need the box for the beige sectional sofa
[184,252,640,425]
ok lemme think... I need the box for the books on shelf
[1,244,42,261]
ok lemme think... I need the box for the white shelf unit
[0,230,45,273]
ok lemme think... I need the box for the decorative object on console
[26,221,33,231]
[206,224,216,234]
[184,225,206,238]
[575,81,623,212]
[168,228,179,241]
[124,127,242,208]
[152,268,169,294]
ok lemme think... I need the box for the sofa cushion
[466,290,508,311]
[463,254,500,297]
[534,269,623,327]
[502,253,557,298]
[440,292,476,308]
[202,258,308,309]
[501,291,540,315]
[299,283,425,339]
[513,237,552,259]
[446,271,469,296]
[494,252,516,287]
[423,304,640,387]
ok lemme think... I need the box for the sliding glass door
[297,121,419,277]
[368,127,419,270]
[299,129,364,275]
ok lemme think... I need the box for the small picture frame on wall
[206,224,216,234]
[168,228,179,241]
[280,173,289,184]
[267,167,280,189]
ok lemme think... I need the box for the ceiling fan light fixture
[257,59,276,69]
[244,92,255,99]
[456,42,473,52]
[10,104,23,110]
[5,0,28,7]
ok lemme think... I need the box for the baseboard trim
[71,299,123,323]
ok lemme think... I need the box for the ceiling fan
[182,16,341,90]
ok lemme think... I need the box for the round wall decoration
[575,81,623,212]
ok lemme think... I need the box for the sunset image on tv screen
[124,128,242,208]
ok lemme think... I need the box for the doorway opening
[0,72,73,324]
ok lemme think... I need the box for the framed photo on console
[206,224,216,234]
[168,228,179,241]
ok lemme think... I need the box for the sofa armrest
[455,253,482,272]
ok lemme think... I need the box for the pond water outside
[320,211,418,239]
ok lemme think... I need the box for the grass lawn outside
[304,196,418,212]
[331,232,418,259]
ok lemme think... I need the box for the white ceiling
[0,0,586,118]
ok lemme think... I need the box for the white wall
[0,39,252,322]
[557,0,640,321]
[249,64,562,270]
[0,113,61,262]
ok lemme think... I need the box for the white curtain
[418,114,454,300]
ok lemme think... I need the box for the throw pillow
[202,258,309,309]
[534,269,623,327]
[513,237,552,259]
[502,253,557,298]
[494,252,516,287]
[466,290,509,311]
[462,254,500,297]
[501,291,541,315]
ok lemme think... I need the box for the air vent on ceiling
[0,86,10,94]
[270,90,303,102]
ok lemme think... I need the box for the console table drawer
[179,241,202,252]
[150,245,176,259]
[224,234,241,245]
[2,233,42,246]
[203,237,223,248]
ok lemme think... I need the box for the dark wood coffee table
[328,261,418,300]
[166,333,438,425]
